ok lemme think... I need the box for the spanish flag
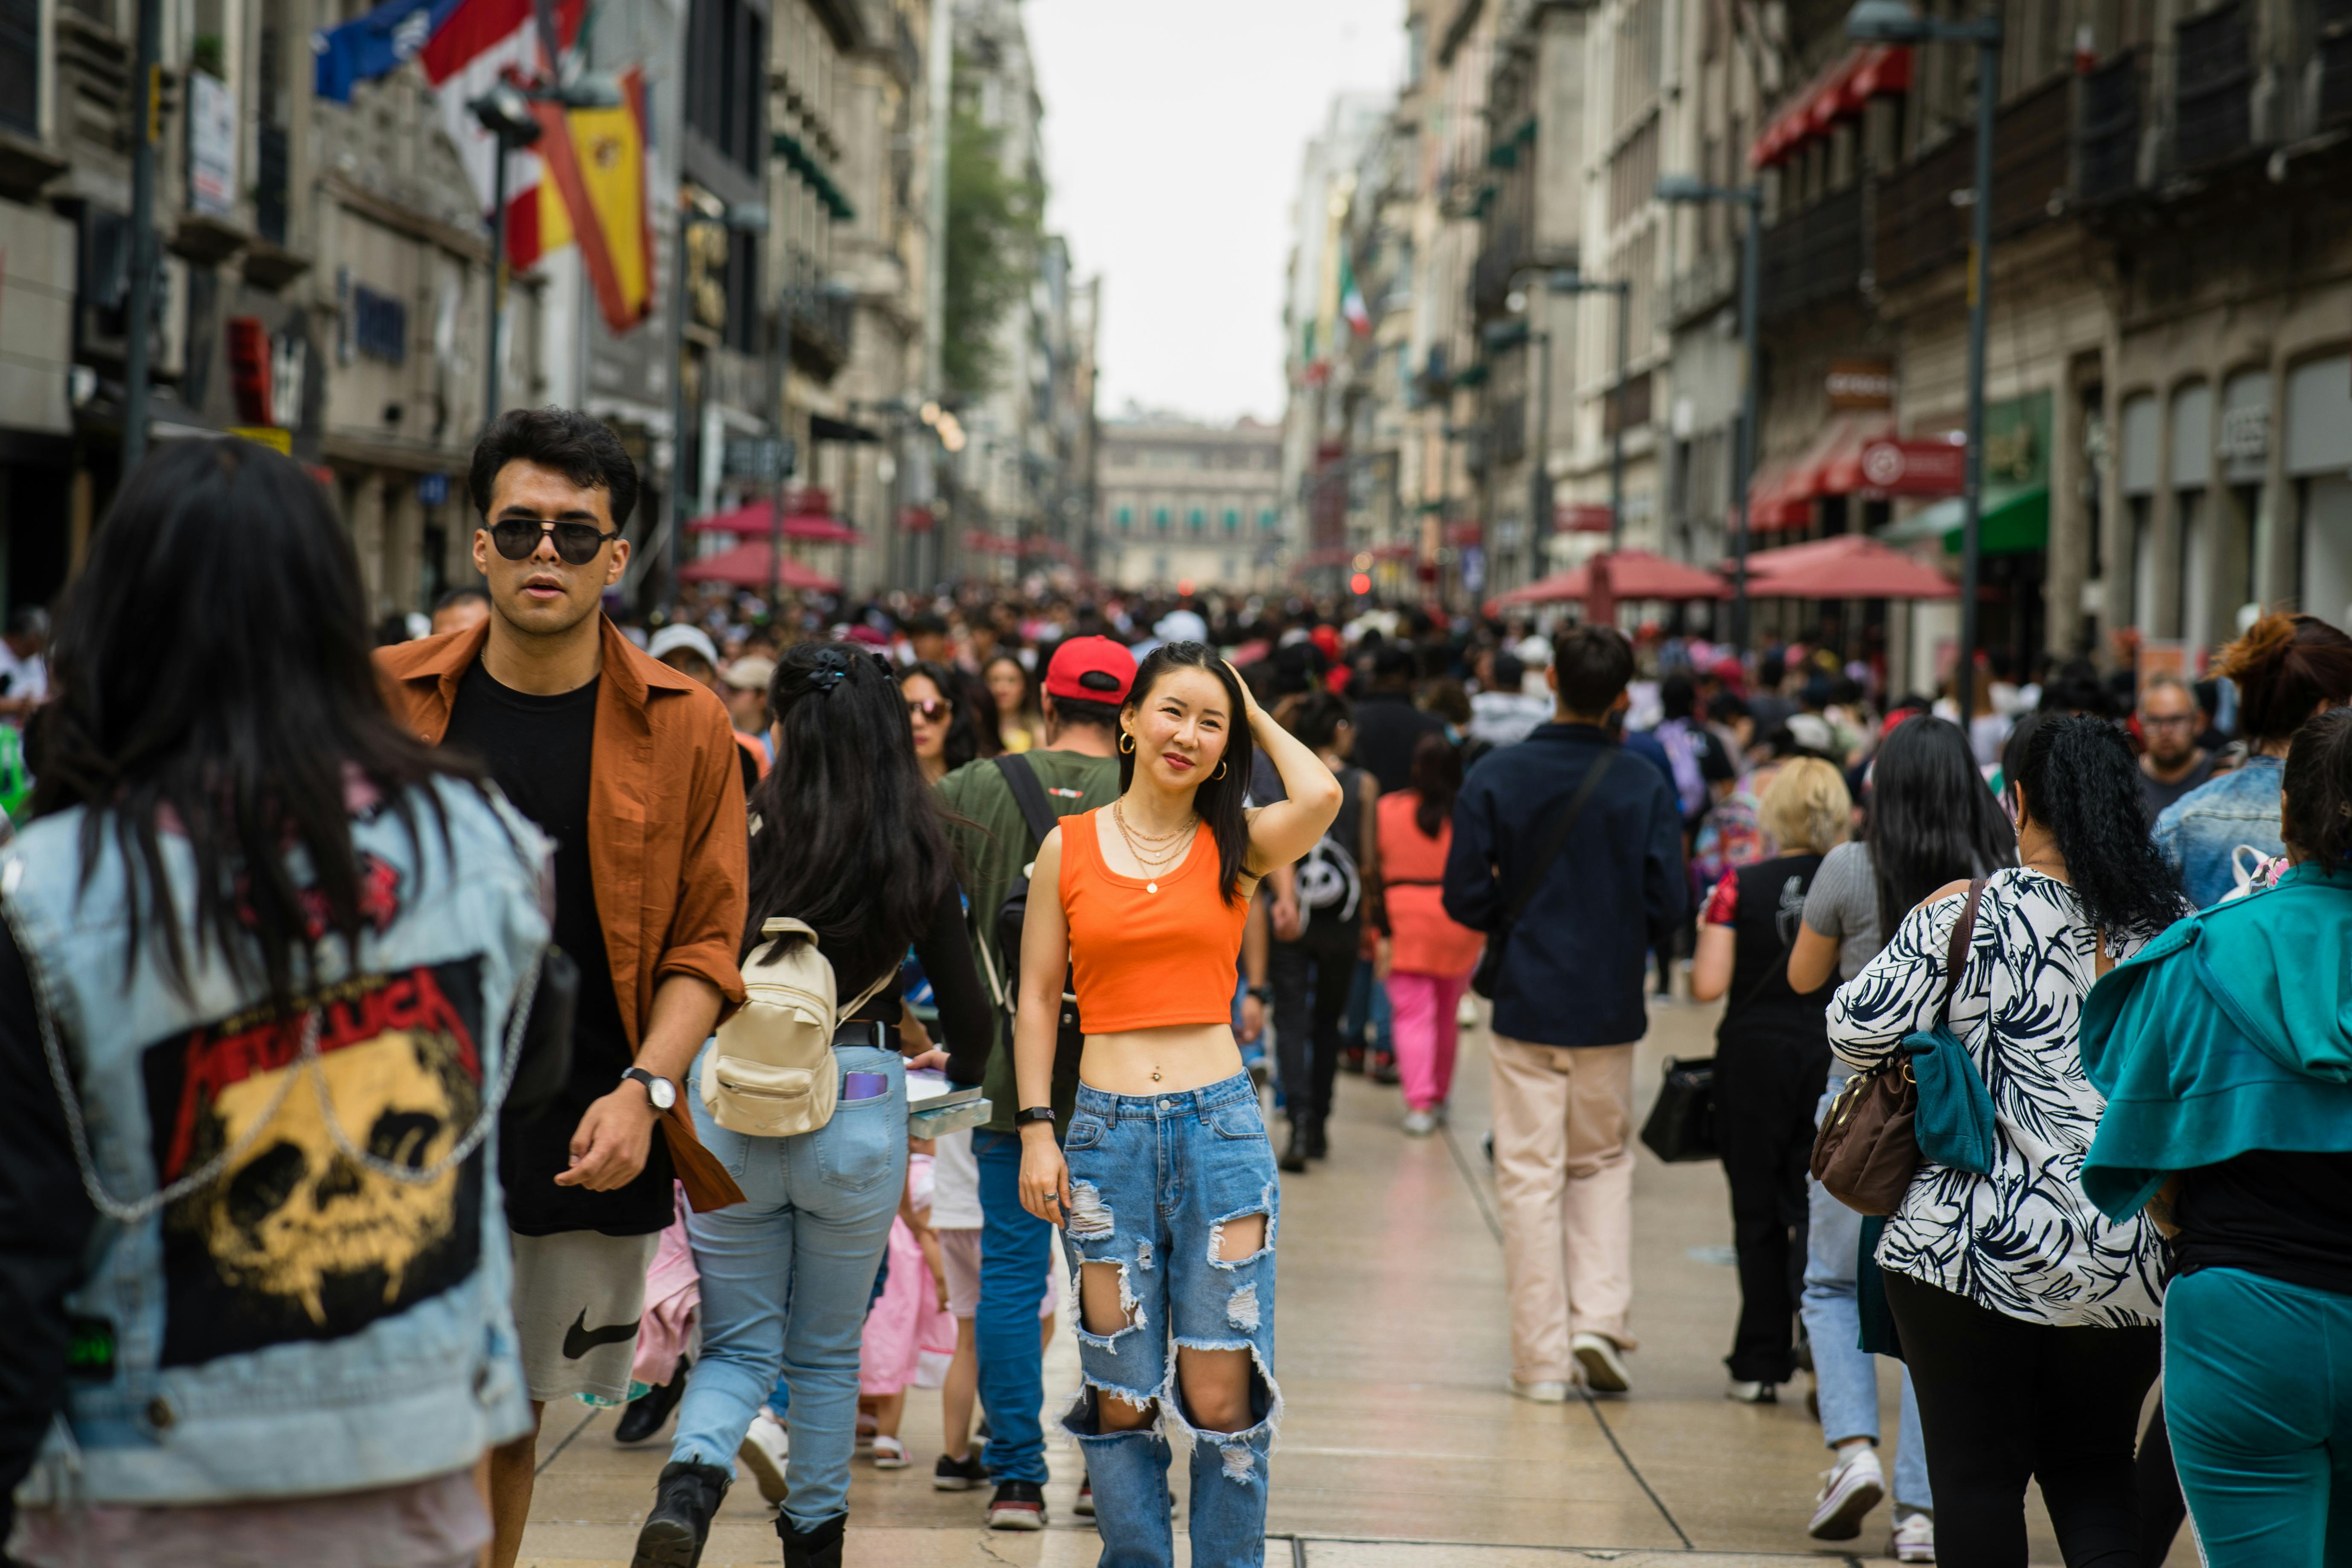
[534,68,654,334]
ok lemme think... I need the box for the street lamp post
[119,0,162,470]
[1544,270,1632,555]
[1655,175,1764,652]
[470,86,544,429]
[1847,0,2003,717]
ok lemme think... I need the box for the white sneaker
[1571,1332,1630,1394]
[737,1410,791,1505]
[1401,1108,1438,1136]
[1509,1379,1571,1403]
[1456,994,1479,1028]
[1890,1510,1935,1562]
[1724,1379,1778,1404]
[1808,1444,1886,1541]
[871,1434,910,1469]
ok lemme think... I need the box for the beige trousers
[1489,1034,1637,1383]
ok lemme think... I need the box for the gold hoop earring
[1119,731,1136,754]
[1213,760,1228,780]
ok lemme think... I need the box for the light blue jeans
[1802,1066,1933,1513]
[668,1042,908,1531]
[1061,1072,1280,1568]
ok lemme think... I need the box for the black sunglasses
[489,518,623,566]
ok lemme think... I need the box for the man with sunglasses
[376,407,748,1568]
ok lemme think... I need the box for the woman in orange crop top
[1010,640,1339,1568]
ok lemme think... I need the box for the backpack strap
[994,752,1062,847]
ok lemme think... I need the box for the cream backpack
[701,917,894,1137]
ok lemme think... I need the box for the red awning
[1369,543,1415,561]
[686,492,865,545]
[1491,549,1730,606]
[1739,533,1955,599]
[1750,46,1913,169]
[1742,414,1896,531]
[1556,501,1615,534]
[676,542,841,592]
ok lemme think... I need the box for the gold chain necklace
[1111,798,1190,845]
[1111,803,1197,891]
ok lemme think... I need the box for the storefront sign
[1826,358,1895,411]
[1982,389,2051,488]
[188,74,237,218]
[1858,436,1966,495]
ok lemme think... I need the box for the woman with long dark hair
[1783,714,2015,1555]
[901,658,993,784]
[984,651,1044,754]
[632,643,995,1568]
[1827,714,2182,1567]
[1012,642,1340,1568]
[1375,732,1483,1135]
[2155,611,2352,907]
[1,440,549,1565]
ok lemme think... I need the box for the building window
[0,0,37,137]
[1187,507,1205,533]
[1153,506,1170,531]
[686,0,766,177]
[1222,508,1239,533]
[1115,505,1133,529]
[1259,509,1278,530]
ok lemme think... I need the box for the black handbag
[1640,1054,1718,1162]
[1471,749,1617,1000]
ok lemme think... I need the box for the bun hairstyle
[1120,640,1255,907]
[2003,713,2183,943]
[2215,612,2352,744]
[2282,707,2352,867]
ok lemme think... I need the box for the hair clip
[807,647,850,691]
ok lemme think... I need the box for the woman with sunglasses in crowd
[631,644,995,1568]
[902,659,995,785]
[1010,641,1340,1568]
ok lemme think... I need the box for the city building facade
[1096,416,1283,594]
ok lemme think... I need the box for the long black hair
[749,643,956,989]
[1866,714,2016,940]
[901,659,991,772]
[28,438,477,1005]
[2003,712,2183,942]
[1119,641,1254,907]
[1410,731,1463,839]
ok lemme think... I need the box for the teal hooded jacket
[2080,860,2352,1222]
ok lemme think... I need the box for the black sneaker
[1369,1051,1400,1086]
[933,1451,989,1491]
[1304,1116,1329,1160]
[630,1460,730,1568]
[1075,1469,1095,1517]
[613,1357,691,1446]
[987,1478,1047,1530]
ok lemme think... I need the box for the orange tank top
[1061,807,1252,1033]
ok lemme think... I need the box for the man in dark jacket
[1351,640,1446,792]
[1444,625,1684,1403]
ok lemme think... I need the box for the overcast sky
[1024,0,1403,427]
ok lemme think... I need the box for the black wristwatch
[1017,1105,1057,1126]
[621,1066,677,1111]
[1246,984,1272,1003]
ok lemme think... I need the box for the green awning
[1878,483,2049,555]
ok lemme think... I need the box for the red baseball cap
[1044,635,1137,703]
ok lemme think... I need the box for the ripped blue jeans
[1060,1072,1280,1568]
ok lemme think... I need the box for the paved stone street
[517,994,2187,1567]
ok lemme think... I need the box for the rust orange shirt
[1061,808,1250,1032]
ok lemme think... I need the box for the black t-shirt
[2171,1149,2352,1297]
[2139,753,2217,820]
[444,662,672,1237]
[1716,853,1835,1040]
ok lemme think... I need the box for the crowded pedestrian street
[504,996,2169,1568]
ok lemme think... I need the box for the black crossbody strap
[1501,748,1617,928]
[1936,877,1988,1026]
[994,752,1061,847]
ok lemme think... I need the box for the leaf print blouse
[1824,868,2168,1328]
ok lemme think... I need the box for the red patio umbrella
[1489,549,1731,608]
[676,541,841,593]
[1740,533,1956,599]
[684,495,864,545]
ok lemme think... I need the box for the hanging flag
[311,0,464,104]
[533,68,654,333]
[1339,252,1370,337]
[418,0,586,272]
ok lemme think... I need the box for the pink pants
[1384,971,1470,1110]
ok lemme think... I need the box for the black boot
[777,1509,848,1568]
[630,1459,730,1568]
[1279,1116,1309,1173]
[614,1356,691,1445]
[1304,1114,1329,1160]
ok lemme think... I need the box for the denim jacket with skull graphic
[3,777,548,1507]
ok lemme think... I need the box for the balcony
[1760,182,1864,321]
[2076,48,2146,204]
[782,250,852,381]
[2173,1,2254,170]
[1873,72,2072,289]
[1471,213,1529,320]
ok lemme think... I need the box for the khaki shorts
[511,1229,660,1405]
[937,1227,1060,1323]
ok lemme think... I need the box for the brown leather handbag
[1810,879,1984,1216]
